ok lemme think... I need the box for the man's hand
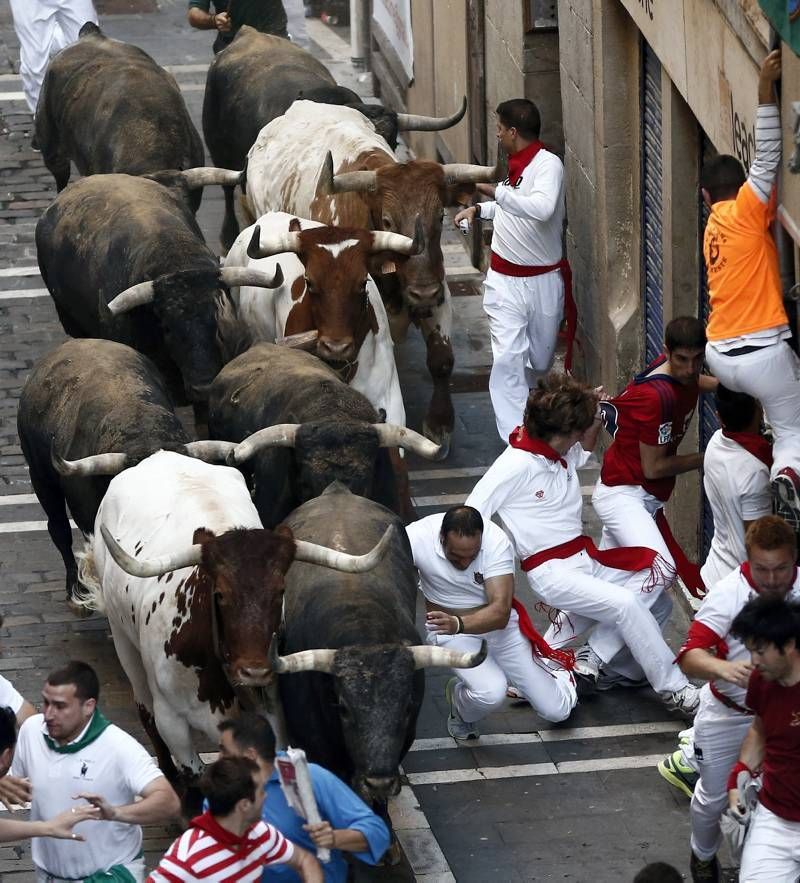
[453,206,478,228]
[46,804,102,840]
[758,49,781,104]
[303,820,336,849]
[475,183,496,197]
[214,11,231,31]
[0,775,31,811]
[720,659,754,689]
[74,792,117,822]
[425,610,459,635]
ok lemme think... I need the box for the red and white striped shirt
[147,811,294,882]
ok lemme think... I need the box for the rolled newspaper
[275,747,331,863]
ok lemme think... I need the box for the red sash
[520,534,660,576]
[654,509,705,599]
[511,597,575,671]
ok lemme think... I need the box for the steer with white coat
[224,211,421,427]
[75,450,392,804]
[243,100,501,455]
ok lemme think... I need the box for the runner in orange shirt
[701,49,800,532]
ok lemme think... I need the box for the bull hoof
[66,595,94,619]
[421,422,451,461]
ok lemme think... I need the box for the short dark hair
[715,385,759,432]
[633,862,683,883]
[745,515,797,559]
[46,661,99,702]
[200,756,259,816]
[664,316,706,352]
[523,374,597,442]
[496,99,541,140]
[218,714,276,763]
[731,595,800,652]
[701,154,746,204]
[440,506,483,539]
[0,707,17,754]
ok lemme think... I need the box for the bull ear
[289,217,302,233]
[192,527,215,545]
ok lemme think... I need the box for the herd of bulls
[14,21,499,819]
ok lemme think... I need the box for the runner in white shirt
[0,670,37,811]
[465,374,699,716]
[454,98,573,441]
[701,387,772,588]
[11,660,180,883]
[666,517,800,882]
[407,506,577,741]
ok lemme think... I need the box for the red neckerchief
[741,562,759,591]
[722,430,774,469]
[508,426,566,468]
[507,141,545,187]
[190,811,262,856]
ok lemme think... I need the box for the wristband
[454,615,465,635]
[727,760,751,792]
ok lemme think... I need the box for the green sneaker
[658,749,699,798]
[445,677,479,741]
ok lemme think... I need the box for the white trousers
[532,551,687,694]
[739,803,800,882]
[483,267,564,441]
[689,710,753,860]
[705,340,800,480]
[429,609,577,724]
[9,0,98,113]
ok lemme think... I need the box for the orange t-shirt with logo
[703,181,787,340]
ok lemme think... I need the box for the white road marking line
[0,494,38,506]
[390,785,456,880]
[0,288,49,301]
[0,519,76,534]
[413,487,596,507]
[0,92,25,102]
[410,721,683,752]
[0,82,208,104]
[406,753,668,786]
[0,63,210,84]
[0,266,40,278]
[409,466,488,481]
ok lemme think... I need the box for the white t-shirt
[0,674,24,715]
[691,566,800,723]
[11,714,163,878]
[700,430,771,589]
[406,513,514,609]
[466,443,592,559]
[479,149,565,266]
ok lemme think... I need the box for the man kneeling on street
[406,505,577,741]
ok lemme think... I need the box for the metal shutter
[641,42,663,365]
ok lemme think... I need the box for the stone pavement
[0,3,724,881]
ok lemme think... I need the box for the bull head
[230,422,441,463]
[100,522,395,578]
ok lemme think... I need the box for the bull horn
[409,640,488,670]
[396,96,467,132]
[107,280,156,315]
[318,151,378,195]
[269,634,336,674]
[181,167,242,189]
[184,440,238,462]
[246,224,302,260]
[51,443,128,478]
[232,424,300,463]
[370,219,421,257]
[373,424,441,459]
[294,524,395,573]
[219,264,284,290]
[100,524,203,578]
[441,153,507,186]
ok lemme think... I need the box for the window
[524,0,557,32]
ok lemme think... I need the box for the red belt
[490,252,578,372]
[710,682,753,716]
[520,535,659,575]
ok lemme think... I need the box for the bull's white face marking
[318,239,359,258]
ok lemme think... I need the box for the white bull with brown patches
[74,450,393,799]
[243,101,501,456]
[224,211,417,427]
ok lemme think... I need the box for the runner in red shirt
[727,595,800,882]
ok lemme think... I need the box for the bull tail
[74,537,107,613]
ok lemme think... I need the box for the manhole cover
[95,0,157,12]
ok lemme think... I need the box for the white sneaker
[573,644,602,693]
[660,683,700,717]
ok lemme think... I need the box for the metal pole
[350,0,370,70]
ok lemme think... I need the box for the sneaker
[772,467,800,532]
[657,749,699,798]
[595,669,649,691]
[689,851,720,882]
[660,683,700,716]
[573,644,602,693]
[445,677,479,741]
